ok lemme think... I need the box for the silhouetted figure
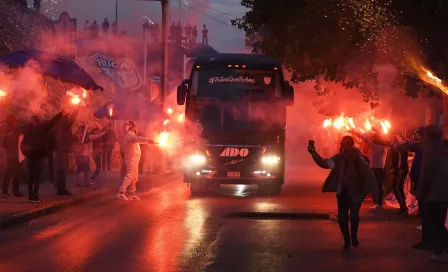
[90,20,99,38]
[202,24,209,44]
[84,20,90,37]
[102,18,110,35]
[177,23,183,44]
[112,21,118,36]
[185,23,192,44]
[170,22,176,43]
[192,25,198,43]
[33,0,41,13]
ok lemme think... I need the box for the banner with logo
[76,39,184,101]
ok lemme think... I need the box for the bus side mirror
[177,79,190,105]
[283,81,294,106]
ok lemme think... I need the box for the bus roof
[193,53,281,70]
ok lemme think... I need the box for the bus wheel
[259,183,282,195]
[190,183,205,197]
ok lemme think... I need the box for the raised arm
[126,133,152,144]
[88,131,106,141]
[45,111,64,131]
[310,150,338,170]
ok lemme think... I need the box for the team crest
[90,53,142,90]
[264,77,272,85]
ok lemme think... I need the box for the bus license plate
[227,171,240,178]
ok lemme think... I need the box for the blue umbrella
[0,49,104,91]
[94,100,168,121]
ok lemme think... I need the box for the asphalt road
[0,168,446,272]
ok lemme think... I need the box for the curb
[0,170,181,231]
[0,188,115,231]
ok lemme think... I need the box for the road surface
[0,168,445,272]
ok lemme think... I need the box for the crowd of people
[82,18,210,45]
[84,18,119,39]
[0,109,158,203]
[168,22,209,45]
[308,125,448,263]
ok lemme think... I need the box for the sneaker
[343,240,351,249]
[371,205,383,210]
[416,225,423,230]
[116,193,129,201]
[29,196,40,203]
[412,241,431,250]
[57,190,74,196]
[128,195,141,201]
[430,252,448,263]
[352,238,360,247]
[395,209,408,215]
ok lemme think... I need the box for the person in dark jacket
[417,125,448,263]
[88,126,108,185]
[53,109,79,196]
[372,134,409,214]
[2,115,25,198]
[21,112,64,202]
[309,136,378,249]
[102,127,117,172]
[399,127,427,249]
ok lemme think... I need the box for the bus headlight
[261,155,280,165]
[188,154,206,166]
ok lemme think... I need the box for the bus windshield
[190,69,284,132]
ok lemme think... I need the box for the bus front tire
[259,183,282,195]
[190,183,206,196]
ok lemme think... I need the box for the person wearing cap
[308,135,378,249]
[117,121,154,201]
[418,125,448,262]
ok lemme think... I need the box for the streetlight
[118,0,169,108]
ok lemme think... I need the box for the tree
[232,0,448,112]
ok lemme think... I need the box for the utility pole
[178,0,181,23]
[160,0,168,108]
[115,1,118,23]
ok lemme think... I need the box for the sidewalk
[0,168,179,229]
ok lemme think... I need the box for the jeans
[120,152,126,180]
[419,202,432,243]
[426,202,448,254]
[337,192,362,242]
[75,155,90,185]
[27,157,44,199]
[372,168,385,205]
[392,169,408,211]
[139,146,146,175]
[119,158,139,195]
[90,151,102,181]
[55,151,70,192]
[102,145,113,171]
[47,152,55,183]
[2,156,21,194]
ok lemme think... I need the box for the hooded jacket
[311,147,378,203]
[123,130,150,162]
[417,140,448,203]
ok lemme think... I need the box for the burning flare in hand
[0,89,6,98]
[156,131,170,147]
